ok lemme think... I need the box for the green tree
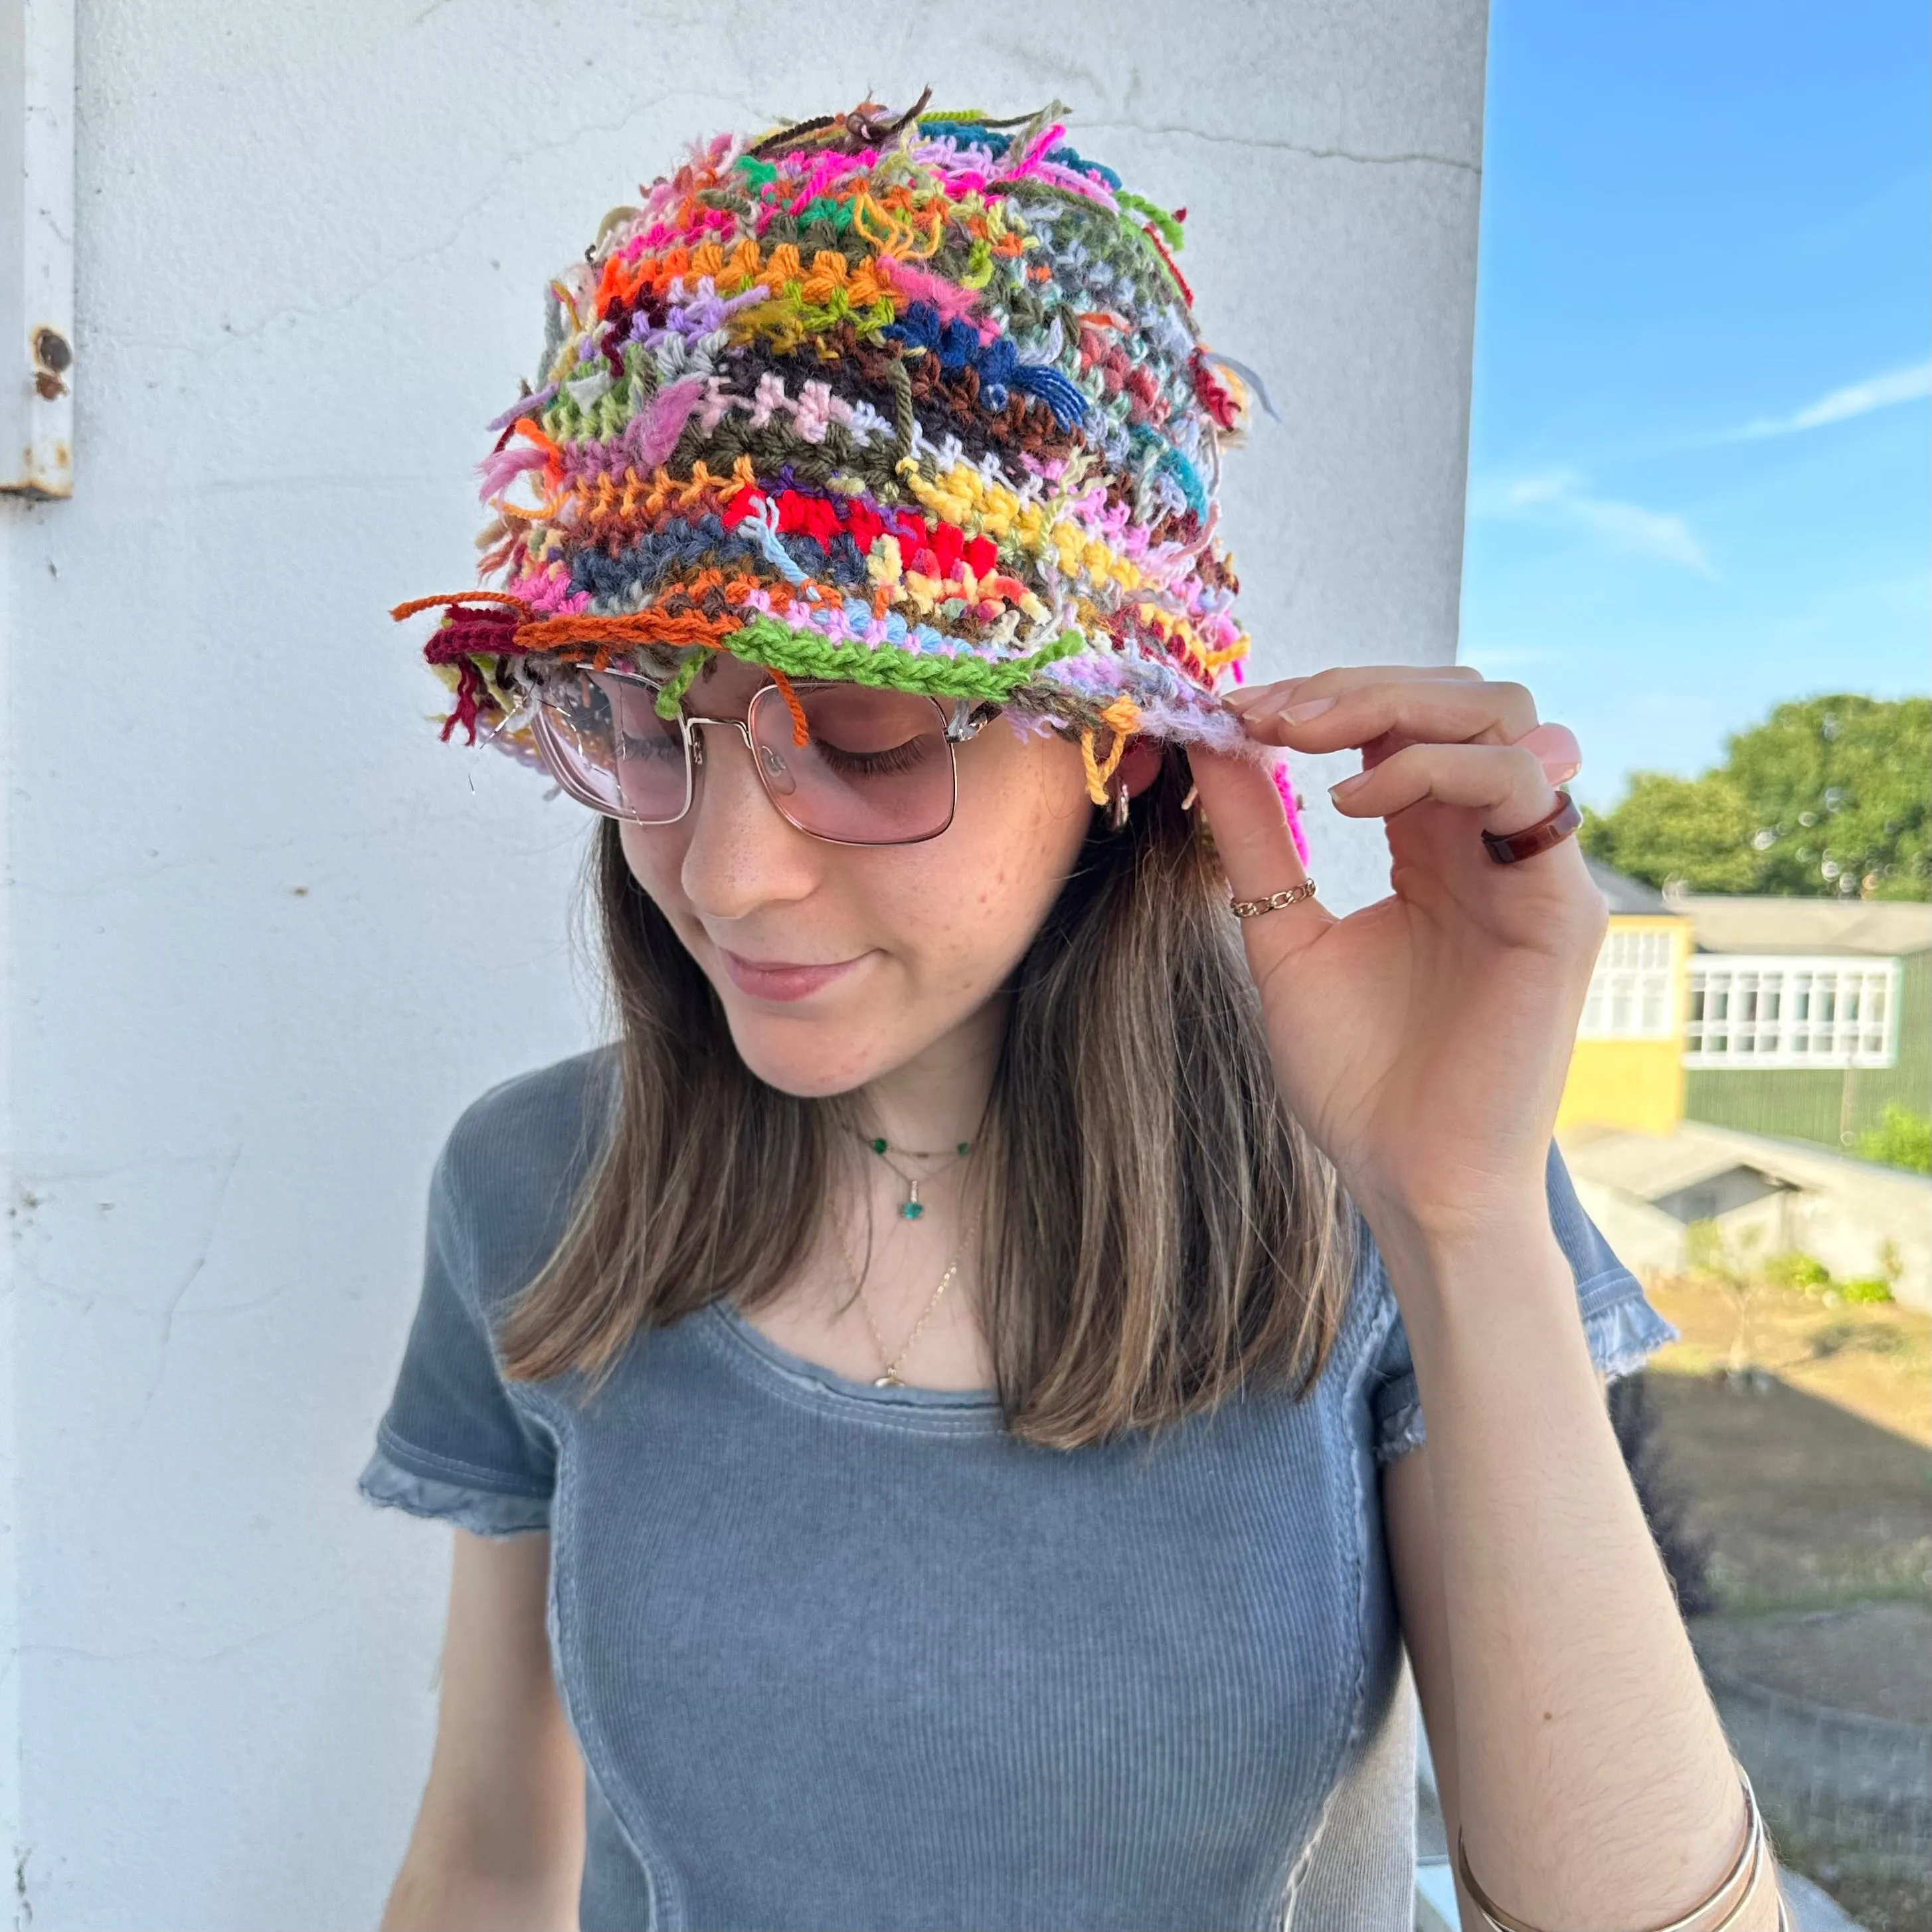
[1728,695,1929,899]
[1585,694,1931,899]
[1580,774,1759,893]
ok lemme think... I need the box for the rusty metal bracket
[2,0,75,498]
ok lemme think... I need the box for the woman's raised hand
[1187,665,1607,1245]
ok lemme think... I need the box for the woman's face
[616,655,1097,1097]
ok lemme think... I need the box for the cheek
[618,820,693,907]
[911,735,1093,982]
[603,735,1095,1097]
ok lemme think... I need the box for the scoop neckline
[701,1300,1006,1426]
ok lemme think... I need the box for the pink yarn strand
[1273,758,1311,869]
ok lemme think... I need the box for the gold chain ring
[1229,879,1318,919]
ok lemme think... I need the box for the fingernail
[1280,696,1337,724]
[1541,758,1581,784]
[1226,679,1297,712]
[1328,770,1369,800]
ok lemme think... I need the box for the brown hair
[496,748,1355,1450]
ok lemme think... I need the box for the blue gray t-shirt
[359,1047,1673,1931]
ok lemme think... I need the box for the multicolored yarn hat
[393,89,1306,857]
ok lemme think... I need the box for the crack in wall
[212,96,719,347]
[167,97,1473,354]
[1085,118,1480,175]
[124,1145,244,1442]
[19,1604,341,1668]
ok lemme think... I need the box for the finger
[1515,722,1581,785]
[1230,675,1544,752]
[1187,747,1338,944]
[1224,662,1481,714]
[1328,741,1562,839]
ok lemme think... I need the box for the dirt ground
[1688,1599,1932,1725]
[1636,1275,1932,1929]
[1639,1362,1932,1617]
[1644,1273,1931,1450]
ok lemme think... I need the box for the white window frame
[1684,954,1901,1070]
[1577,926,1680,1040]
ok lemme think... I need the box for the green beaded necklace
[860,1134,973,1219]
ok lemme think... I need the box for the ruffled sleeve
[355,1106,561,1536]
[1367,1141,1678,1464]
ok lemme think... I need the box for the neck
[853,992,1006,1152]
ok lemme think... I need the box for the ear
[1118,736,1164,800]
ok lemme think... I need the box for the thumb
[1187,746,1336,954]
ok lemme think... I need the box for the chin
[713,1000,910,1100]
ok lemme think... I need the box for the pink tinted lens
[749,684,956,843]
[535,670,689,822]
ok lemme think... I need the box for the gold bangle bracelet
[1456,1766,1787,1932]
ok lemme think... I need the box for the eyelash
[614,733,683,762]
[810,738,934,778]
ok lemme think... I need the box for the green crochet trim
[1115,191,1186,249]
[649,620,1089,719]
[656,650,707,713]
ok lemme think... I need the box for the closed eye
[616,732,685,760]
[811,737,938,778]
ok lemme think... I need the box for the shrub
[1763,1250,1831,1292]
[1855,1104,1932,1175]
[1839,1276,1895,1305]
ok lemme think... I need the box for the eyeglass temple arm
[945,699,1003,744]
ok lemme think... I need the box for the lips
[716,948,865,1003]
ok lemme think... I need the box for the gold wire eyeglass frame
[528,663,1002,849]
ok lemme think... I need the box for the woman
[361,96,1788,1930]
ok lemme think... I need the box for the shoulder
[433,1044,620,1310]
[440,1043,618,1195]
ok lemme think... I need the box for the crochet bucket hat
[393,90,1305,855]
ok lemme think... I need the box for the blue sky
[1460,0,1930,806]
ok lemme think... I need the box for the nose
[679,716,821,921]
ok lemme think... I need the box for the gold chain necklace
[834,1210,980,1387]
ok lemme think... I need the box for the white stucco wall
[0,5,1486,1924]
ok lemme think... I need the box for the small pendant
[873,1371,901,1387]
[901,1182,923,1221]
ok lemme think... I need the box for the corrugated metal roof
[1560,1118,1932,1201]
[1672,895,1932,956]
[1583,855,1673,915]
[1557,1122,1767,1197]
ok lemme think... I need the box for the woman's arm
[379,1529,586,1932]
[1381,1229,1783,1930]
[1193,665,1788,1929]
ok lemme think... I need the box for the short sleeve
[1367,1140,1678,1464]
[357,1126,559,1537]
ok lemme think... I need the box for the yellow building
[1557,859,1695,1137]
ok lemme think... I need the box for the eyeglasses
[529,664,1000,847]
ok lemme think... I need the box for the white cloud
[1735,361,1931,439]
[1471,467,1715,576]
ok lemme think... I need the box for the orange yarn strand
[766,667,812,746]
[390,590,532,621]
